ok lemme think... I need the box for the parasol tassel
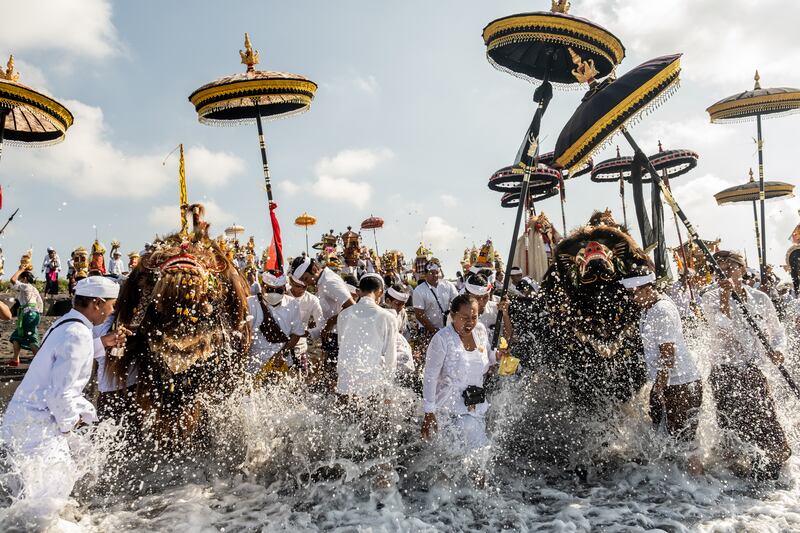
[268,201,284,273]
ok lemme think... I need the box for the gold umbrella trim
[0,80,73,141]
[555,56,681,172]
[707,90,800,123]
[714,182,795,205]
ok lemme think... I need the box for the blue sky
[2,0,799,278]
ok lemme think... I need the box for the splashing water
[3,323,800,531]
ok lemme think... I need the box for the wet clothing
[1,310,104,509]
[336,297,397,398]
[709,364,791,467]
[10,303,41,351]
[287,290,323,358]
[246,294,304,374]
[649,380,703,442]
[93,315,137,394]
[639,297,700,386]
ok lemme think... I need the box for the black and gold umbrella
[482,1,624,346]
[552,53,800,396]
[0,55,73,166]
[500,185,559,209]
[715,169,794,270]
[707,72,800,283]
[189,34,317,272]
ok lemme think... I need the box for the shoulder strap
[426,283,447,321]
[39,318,86,349]
[258,298,290,344]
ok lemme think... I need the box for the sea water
[2,327,800,532]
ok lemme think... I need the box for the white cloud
[277,181,302,196]
[440,194,459,208]
[0,0,119,59]
[353,75,379,95]
[148,201,235,235]
[311,175,372,208]
[581,0,800,87]
[315,148,394,178]
[185,146,246,188]
[6,100,246,199]
[422,216,461,252]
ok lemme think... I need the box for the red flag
[264,240,278,271]
[268,202,284,273]
[0,184,4,210]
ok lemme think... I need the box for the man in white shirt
[286,274,323,373]
[412,261,458,339]
[1,276,128,517]
[383,283,415,383]
[41,247,61,295]
[336,273,397,399]
[622,268,703,474]
[246,272,304,379]
[108,250,125,278]
[701,250,791,480]
[291,257,356,384]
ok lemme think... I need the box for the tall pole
[748,168,764,270]
[622,127,800,398]
[0,109,7,166]
[304,226,309,256]
[756,113,767,285]
[372,228,380,257]
[254,103,273,203]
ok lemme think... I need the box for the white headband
[292,257,312,279]
[289,274,306,287]
[360,272,384,284]
[387,286,409,302]
[465,281,491,296]
[510,267,523,276]
[426,263,440,272]
[620,272,656,289]
[262,272,287,287]
[346,283,358,294]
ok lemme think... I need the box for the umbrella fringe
[485,54,591,91]
[708,107,800,124]
[563,79,680,174]
[197,105,309,127]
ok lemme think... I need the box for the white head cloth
[426,262,440,273]
[387,286,409,302]
[510,266,523,276]
[75,276,120,299]
[619,272,656,289]
[262,272,287,287]
[289,274,306,287]
[292,257,312,279]
[465,280,491,296]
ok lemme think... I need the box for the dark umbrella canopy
[488,165,560,192]
[714,181,794,204]
[646,147,698,181]
[360,216,384,230]
[554,54,682,172]
[0,56,73,146]
[707,82,800,123]
[482,2,625,86]
[591,154,633,183]
[500,186,559,208]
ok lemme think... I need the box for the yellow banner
[179,144,188,234]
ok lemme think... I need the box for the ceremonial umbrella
[189,34,317,273]
[707,72,800,284]
[294,212,317,255]
[0,55,74,191]
[224,224,245,243]
[500,186,559,208]
[591,147,633,226]
[482,0,624,347]
[360,215,384,257]
[715,169,794,267]
[554,53,800,397]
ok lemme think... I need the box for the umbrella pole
[622,128,800,398]
[663,172,693,301]
[373,228,380,257]
[756,114,767,285]
[620,175,628,227]
[305,226,309,256]
[751,200,763,269]
[492,77,552,349]
[254,103,283,269]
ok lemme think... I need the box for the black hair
[516,278,534,293]
[385,283,407,302]
[18,271,35,283]
[450,293,477,314]
[290,256,317,275]
[342,273,359,288]
[790,249,800,296]
[465,273,489,289]
[73,295,96,309]
[358,275,384,294]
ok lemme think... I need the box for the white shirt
[93,315,138,393]
[701,285,787,367]
[479,300,499,334]
[639,298,700,386]
[668,281,700,319]
[2,310,103,435]
[42,254,61,274]
[108,257,124,277]
[336,297,397,397]
[317,267,353,323]
[246,295,304,373]
[413,279,458,329]
[11,280,44,312]
[287,290,323,352]
[423,323,496,416]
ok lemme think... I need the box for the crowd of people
[2,212,800,515]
